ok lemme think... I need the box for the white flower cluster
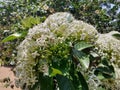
[95,31,120,89]
[15,12,98,88]
[95,31,120,67]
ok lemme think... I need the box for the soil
[0,66,21,90]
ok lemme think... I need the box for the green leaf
[20,31,28,38]
[2,33,21,42]
[56,74,75,90]
[21,16,42,29]
[72,49,90,69]
[74,41,93,51]
[50,68,63,77]
[112,33,120,40]
[101,58,109,66]
[80,55,90,69]
[31,73,53,90]
[69,63,81,89]
[77,71,89,90]
[97,73,105,80]
[90,51,99,58]
[97,87,106,90]
[95,65,115,78]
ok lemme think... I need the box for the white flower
[95,31,120,65]
[15,12,98,88]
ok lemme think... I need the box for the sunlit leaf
[97,73,105,80]
[21,16,41,29]
[79,55,90,69]
[90,51,99,58]
[72,49,90,69]
[50,68,63,77]
[2,33,21,42]
[74,41,93,51]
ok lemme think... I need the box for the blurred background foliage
[0,0,120,65]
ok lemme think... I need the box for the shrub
[15,12,98,90]
[15,12,119,90]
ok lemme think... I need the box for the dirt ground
[0,66,21,90]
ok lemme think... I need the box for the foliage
[17,39,115,90]
[0,0,48,65]
[2,33,22,43]
[15,12,119,90]
[0,0,120,32]
[22,16,45,29]
[95,31,120,67]
[112,33,120,40]
[0,16,45,65]
[0,0,120,90]
[35,0,120,33]
[0,0,120,65]
[15,12,97,89]
[71,0,120,33]
[0,0,46,27]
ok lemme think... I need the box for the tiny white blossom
[15,12,98,88]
